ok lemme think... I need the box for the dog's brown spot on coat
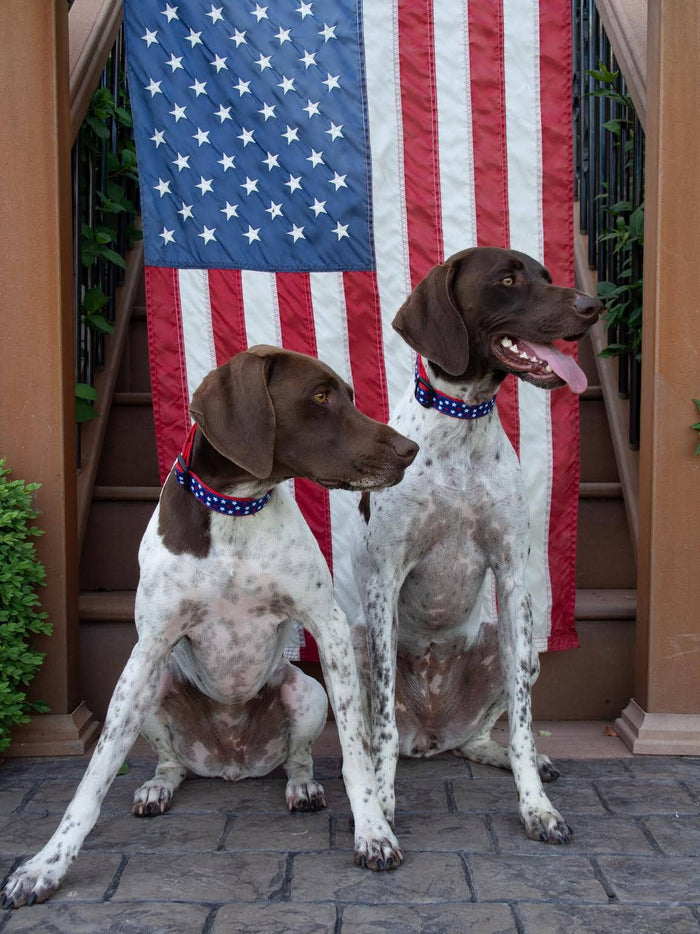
[359,491,371,523]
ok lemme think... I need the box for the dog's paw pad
[524,810,572,845]
[286,779,326,812]
[132,779,175,817]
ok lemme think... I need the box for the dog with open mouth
[351,246,601,845]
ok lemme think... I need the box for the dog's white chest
[138,490,330,703]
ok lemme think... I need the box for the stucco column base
[615,699,700,756]
[4,703,100,758]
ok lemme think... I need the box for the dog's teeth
[510,342,520,353]
[545,364,553,372]
[519,352,530,360]
[501,337,513,348]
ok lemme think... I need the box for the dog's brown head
[392,247,602,393]
[190,345,418,491]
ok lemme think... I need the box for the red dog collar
[414,358,496,419]
[174,423,273,516]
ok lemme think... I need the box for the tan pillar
[0,1,99,754]
[616,0,700,754]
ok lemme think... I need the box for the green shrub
[0,459,52,751]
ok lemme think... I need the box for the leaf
[629,206,645,240]
[75,382,98,401]
[82,286,109,314]
[98,248,127,269]
[76,399,100,423]
[601,119,621,137]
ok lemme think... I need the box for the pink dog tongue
[519,340,588,394]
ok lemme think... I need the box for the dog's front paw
[1,860,61,909]
[522,808,572,845]
[132,778,175,817]
[286,779,326,812]
[354,831,403,871]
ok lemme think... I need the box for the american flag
[124,0,580,655]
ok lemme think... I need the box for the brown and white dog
[1,346,418,908]
[351,247,601,843]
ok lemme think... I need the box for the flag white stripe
[362,0,414,412]
[503,0,553,644]
[241,270,282,350]
[434,0,478,256]
[310,271,364,622]
[433,2,498,628]
[310,272,352,384]
[178,268,217,402]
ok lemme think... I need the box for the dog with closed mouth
[351,247,602,844]
[1,345,419,908]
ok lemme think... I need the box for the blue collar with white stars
[174,423,273,516]
[414,357,497,420]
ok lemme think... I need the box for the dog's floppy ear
[392,255,471,375]
[190,348,276,478]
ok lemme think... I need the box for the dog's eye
[313,391,329,405]
[501,275,515,286]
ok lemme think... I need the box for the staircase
[78,272,637,722]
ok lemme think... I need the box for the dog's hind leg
[454,705,560,783]
[280,665,328,812]
[132,710,187,817]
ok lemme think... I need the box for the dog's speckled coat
[1,346,418,908]
[351,248,601,844]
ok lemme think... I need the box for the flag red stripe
[468,0,510,249]
[276,272,330,661]
[145,266,190,482]
[495,376,520,458]
[539,0,575,288]
[343,271,390,423]
[540,1,579,649]
[397,0,444,286]
[208,269,247,364]
[276,272,334,578]
[467,1,519,455]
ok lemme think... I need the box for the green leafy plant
[692,400,700,455]
[595,202,644,359]
[75,80,141,423]
[0,459,52,752]
[587,62,644,360]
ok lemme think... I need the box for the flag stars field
[126,0,371,268]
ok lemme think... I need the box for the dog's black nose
[574,293,603,321]
[392,436,419,464]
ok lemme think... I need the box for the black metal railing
[72,23,139,464]
[573,0,644,449]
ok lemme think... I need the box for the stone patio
[1,722,699,933]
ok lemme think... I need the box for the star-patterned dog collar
[174,423,273,516]
[414,357,496,420]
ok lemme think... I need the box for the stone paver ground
[1,725,699,933]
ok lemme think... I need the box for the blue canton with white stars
[123,0,374,271]
[414,359,497,420]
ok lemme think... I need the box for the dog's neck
[423,358,504,407]
[185,427,277,501]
